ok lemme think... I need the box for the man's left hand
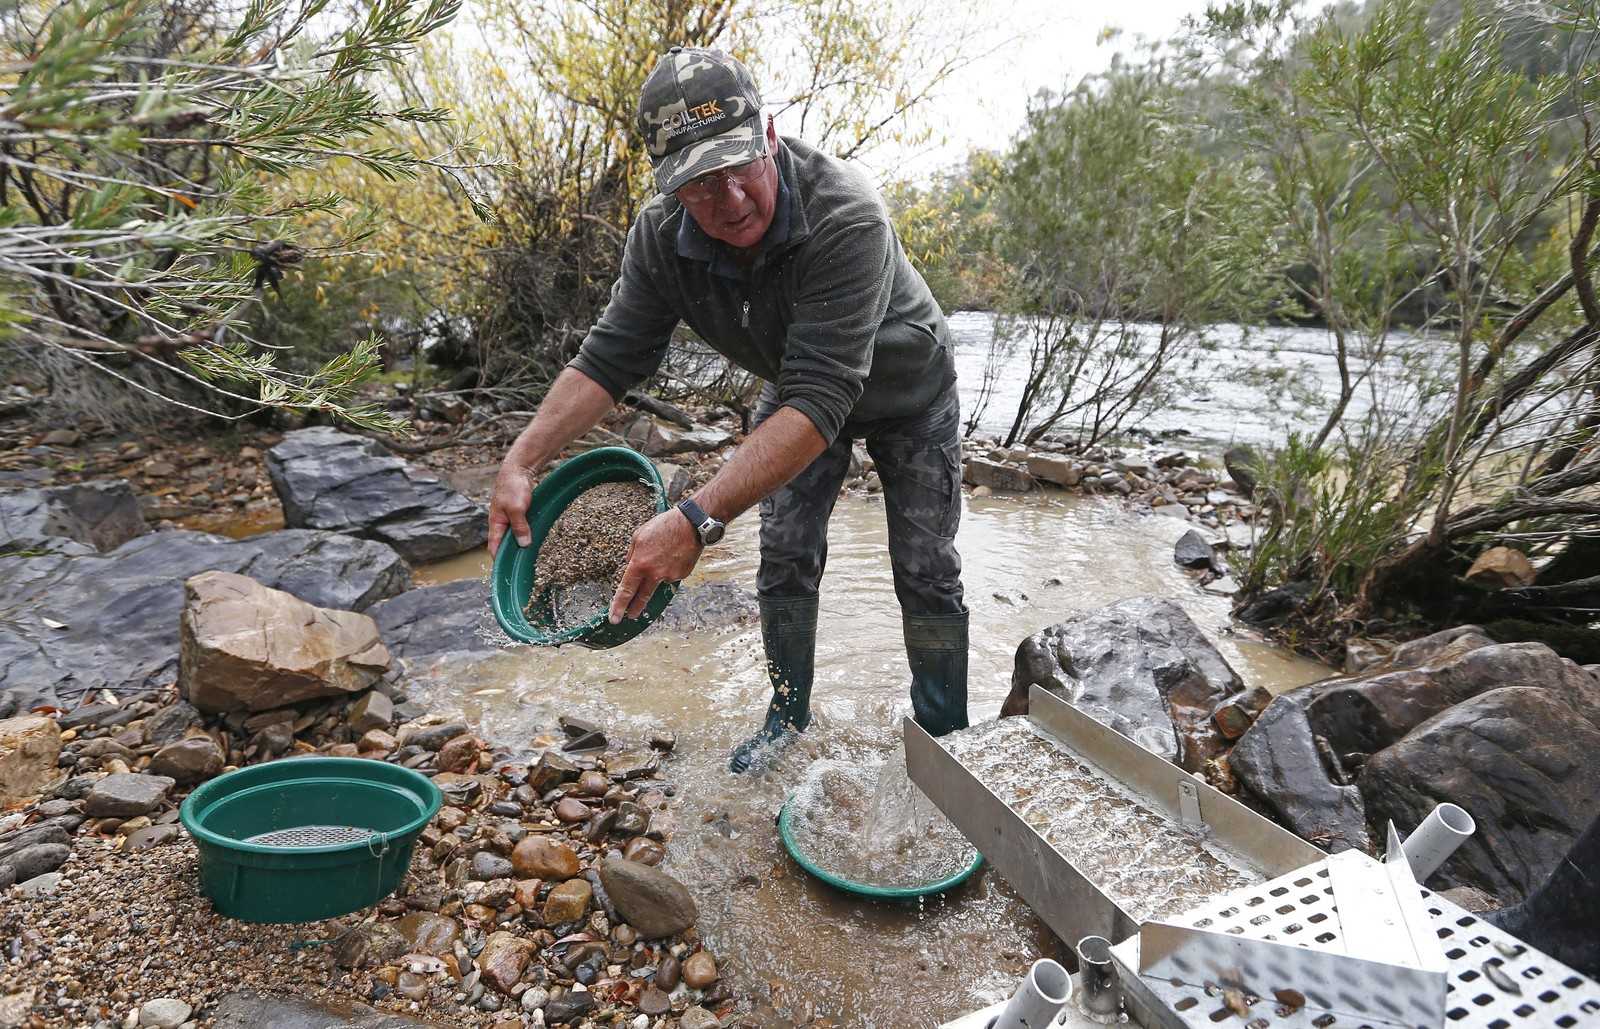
[608,508,704,623]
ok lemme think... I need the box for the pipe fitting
[1076,935,1122,1018]
[990,958,1072,1029]
[1402,803,1476,881]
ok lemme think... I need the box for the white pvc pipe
[991,958,1072,1029]
[1402,803,1476,881]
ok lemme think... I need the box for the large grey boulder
[1362,684,1600,901]
[213,990,444,1028]
[1229,628,1600,883]
[0,480,146,554]
[370,579,499,663]
[1223,444,1263,498]
[962,457,1034,492]
[1002,597,1240,772]
[0,529,408,709]
[266,427,487,563]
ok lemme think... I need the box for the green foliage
[973,59,1281,445]
[0,0,467,430]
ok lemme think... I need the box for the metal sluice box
[907,685,1600,1029]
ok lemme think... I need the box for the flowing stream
[410,491,1330,1025]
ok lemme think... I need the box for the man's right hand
[487,462,538,556]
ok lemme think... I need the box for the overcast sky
[857,0,1221,180]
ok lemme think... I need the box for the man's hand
[487,462,538,557]
[608,508,703,623]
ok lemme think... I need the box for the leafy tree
[1,0,468,430]
[977,58,1281,447]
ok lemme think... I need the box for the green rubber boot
[729,595,818,774]
[904,611,970,737]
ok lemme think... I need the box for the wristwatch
[676,498,725,545]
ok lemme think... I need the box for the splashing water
[785,744,977,891]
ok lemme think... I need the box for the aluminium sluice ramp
[904,683,1322,947]
[913,685,1600,1029]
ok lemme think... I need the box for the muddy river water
[407,490,1329,1026]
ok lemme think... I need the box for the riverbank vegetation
[3,0,1596,660]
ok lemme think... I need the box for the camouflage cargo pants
[753,382,965,616]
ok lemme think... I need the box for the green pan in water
[777,794,984,899]
[491,446,677,649]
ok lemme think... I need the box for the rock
[654,463,693,504]
[574,769,608,796]
[142,701,201,747]
[396,911,460,955]
[471,850,514,881]
[14,871,62,897]
[1342,638,1392,675]
[368,579,500,664]
[623,415,734,457]
[512,836,581,881]
[528,752,580,792]
[597,857,697,938]
[1464,546,1536,589]
[0,691,13,720]
[521,987,550,1012]
[962,457,1033,492]
[0,990,34,1027]
[0,824,71,865]
[605,750,659,780]
[333,922,407,970]
[476,931,533,996]
[399,721,467,750]
[554,798,591,823]
[179,570,390,713]
[349,692,395,734]
[638,985,671,1016]
[542,878,593,925]
[656,954,681,991]
[680,1006,720,1029]
[83,773,174,817]
[623,837,665,866]
[1026,455,1081,488]
[1002,597,1240,772]
[359,729,396,752]
[543,989,595,1024]
[613,802,649,836]
[148,736,225,784]
[1223,444,1262,498]
[1211,686,1271,740]
[647,581,758,634]
[120,824,180,853]
[682,951,718,988]
[2,842,69,881]
[137,998,193,1028]
[0,480,146,553]
[0,715,63,803]
[0,528,408,710]
[437,734,482,774]
[266,427,487,563]
[1231,638,1595,856]
[1235,579,1315,627]
[1173,529,1216,569]
[1362,683,1600,900]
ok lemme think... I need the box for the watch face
[703,520,725,545]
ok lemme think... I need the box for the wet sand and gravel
[527,481,657,629]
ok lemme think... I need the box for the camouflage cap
[637,46,766,196]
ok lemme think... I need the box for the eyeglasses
[676,157,766,204]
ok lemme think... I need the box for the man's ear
[766,113,777,148]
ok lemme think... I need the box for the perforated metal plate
[1112,856,1600,1029]
[243,824,379,848]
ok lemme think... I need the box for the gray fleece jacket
[567,136,955,444]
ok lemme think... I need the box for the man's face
[675,122,779,249]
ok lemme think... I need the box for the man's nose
[716,176,747,206]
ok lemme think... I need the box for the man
[487,46,968,773]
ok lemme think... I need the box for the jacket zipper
[741,300,750,328]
